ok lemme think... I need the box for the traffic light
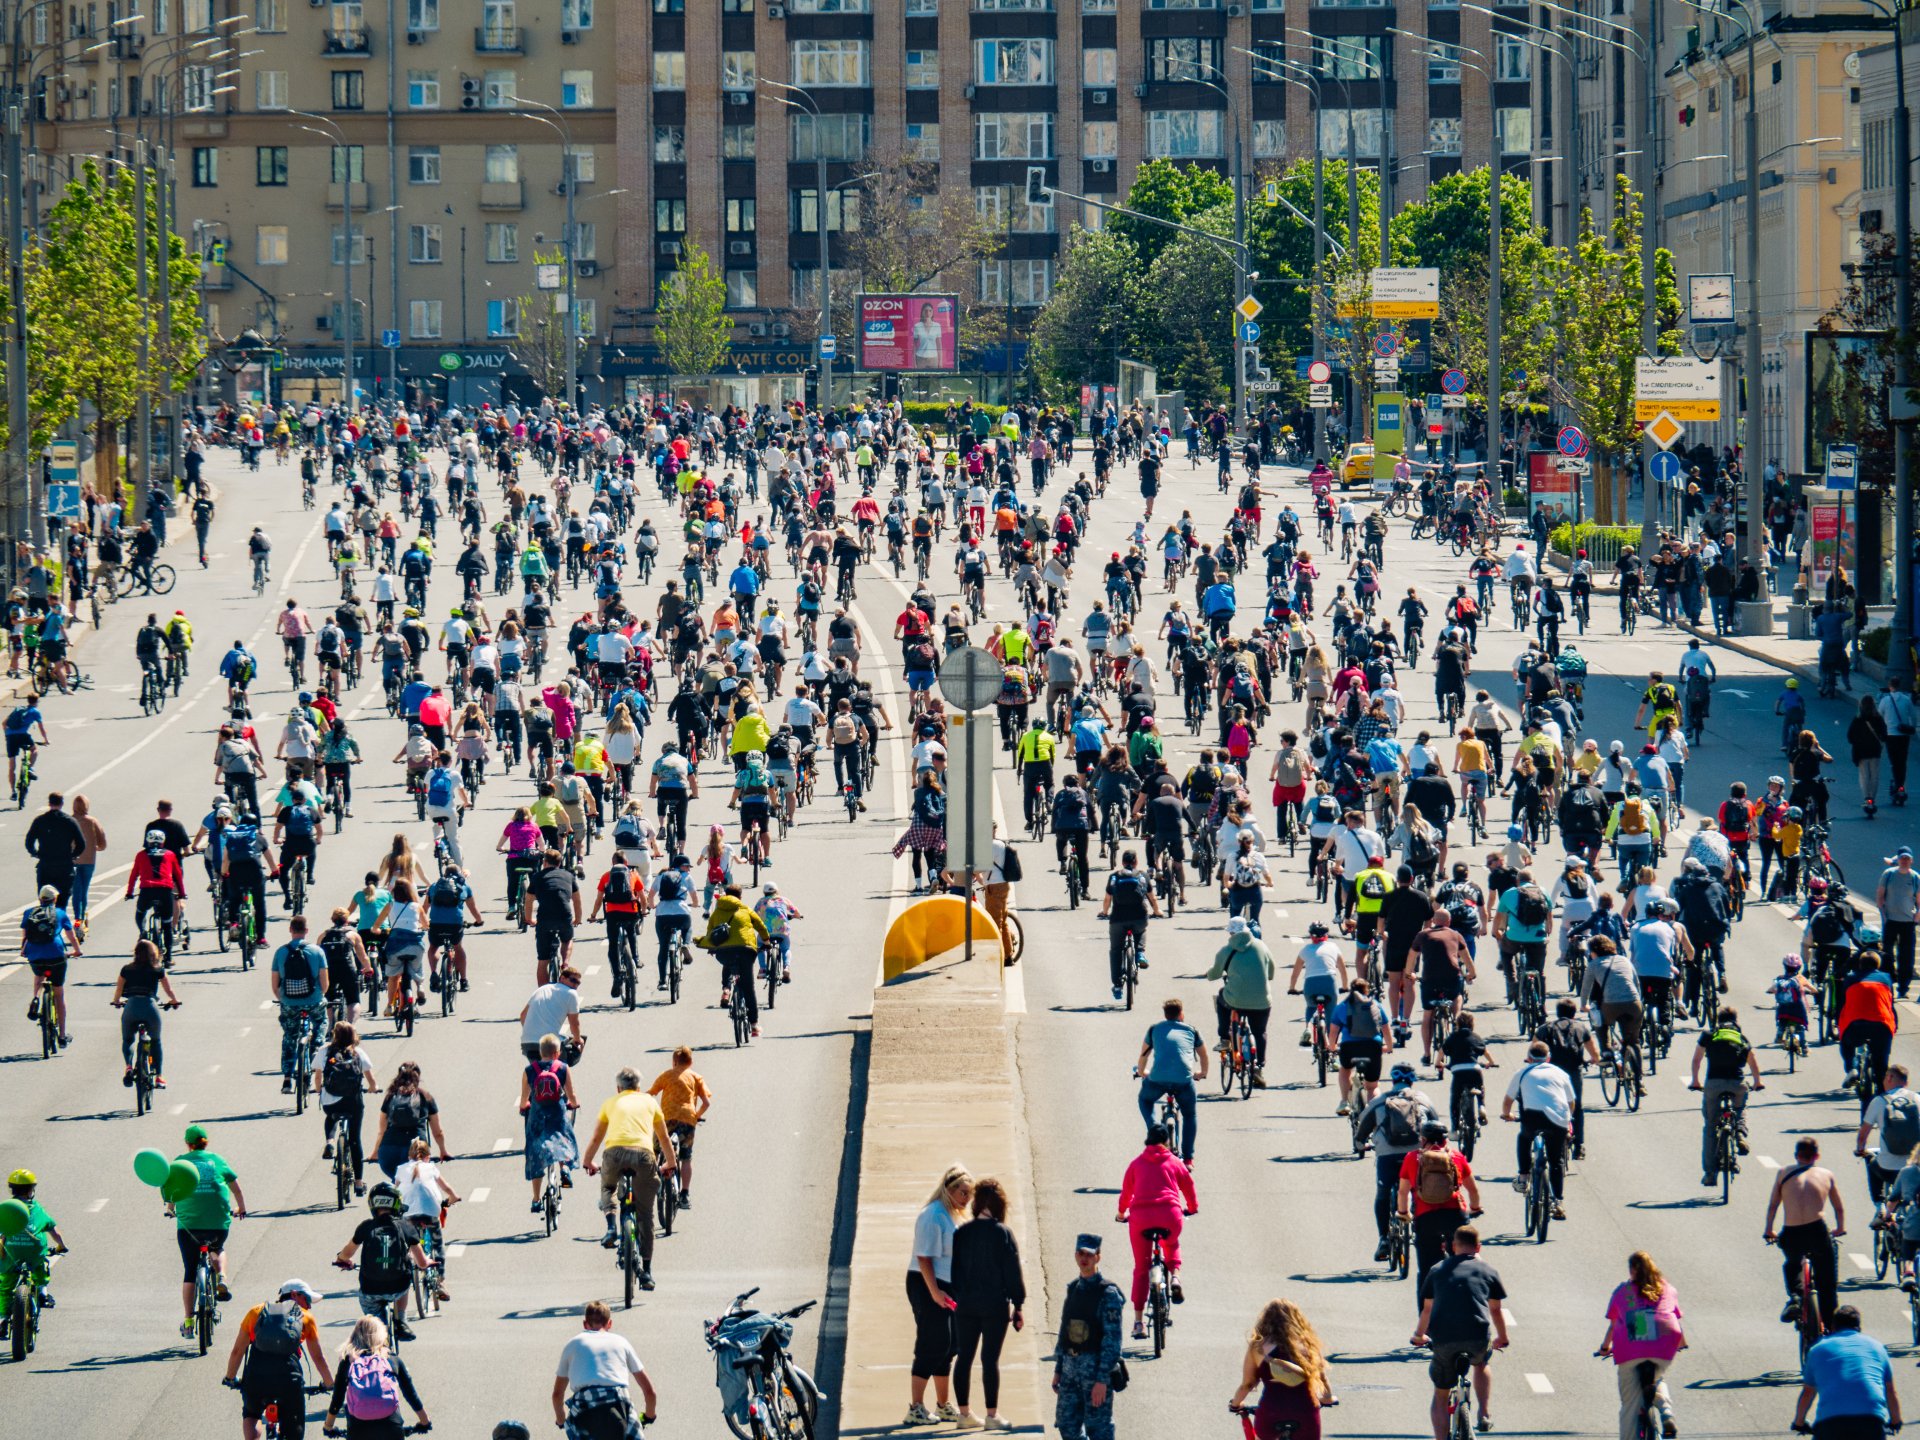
[1678,104,1696,128]
[1025,166,1051,206]
[1242,346,1271,385]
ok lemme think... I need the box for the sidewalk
[839,950,1050,1436]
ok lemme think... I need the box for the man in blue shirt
[1134,997,1206,1164]
[269,915,329,1094]
[217,642,257,706]
[4,696,48,794]
[1201,579,1237,642]
[398,673,434,724]
[424,863,481,994]
[20,883,79,1046]
[728,561,762,622]
[1794,1305,1900,1439]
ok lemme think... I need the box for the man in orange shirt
[647,1045,714,1210]
[223,1278,333,1440]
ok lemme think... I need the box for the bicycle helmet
[1860,919,1884,946]
[1389,1062,1417,1085]
[1507,824,1524,841]
[493,1426,532,1440]
[144,829,167,851]
[450,607,463,618]
[1786,806,1804,821]
[367,1182,403,1216]
[6,1169,35,1190]
[1830,882,1850,901]
[1419,1121,1449,1144]
[1782,955,1804,973]
[1307,921,1330,939]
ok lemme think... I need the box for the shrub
[1862,626,1892,665]
[1548,521,1642,557]
[901,400,1006,428]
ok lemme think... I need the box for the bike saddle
[1142,1226,1172,1242]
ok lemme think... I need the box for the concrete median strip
[839,948,1049,1433]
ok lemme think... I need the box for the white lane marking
[171,1103,188,1114]
[259,1000,274,1010]
[87,1198,108,1213]
[1758,1155,1781,1170]
[238,1026,252,1037]
[1500,1306,1517,1328]
[1850,1253,1873,1273]
[1004,961,1026,1015]
[1525,1373,1554,1395]
[494,1137,514,1152]
[207,1064,221,1074]
[585,965,601,976]
[468,1187,490,1204]
[445,1243,465,1258]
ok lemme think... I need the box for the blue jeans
[69,862,97,920]
[1136,1079,1197,1162]
[1710,594,1733,634]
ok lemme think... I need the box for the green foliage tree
[1028,225,1141,398]
[1141,203,1235,406]
[1110,159,1235,272]
[655,239,731,391]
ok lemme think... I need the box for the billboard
[858,293,958,371]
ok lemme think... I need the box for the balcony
[112,32,146,60]
[326,180,372,210]
[323,27,373,55]
[199,263,233,290]
[479,179,525,209]
[474,25,524,53]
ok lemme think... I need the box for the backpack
[345,1352,401,1421]
[250,1299,305,1358]
[1883,1092,1920,1160]
[613,817,644,849]
[279,944,316,1000]
[426,768,455,808]
[1231,854,1267,888]
[605,866,634,905]
[1415,1150,1460,1208]
[1717,800,1752,841]
[22,905,57,946]
[906,639,937,672]
[1618,798,1649,836]
[1454,596,1478,618]
[1380,1093,1424,1148]
[323,1048,362,1099]
[430,876,464,912]
[5,705,29,732]
[1000,844,1024,884]
[282,804,315,839]
[656,870,684,903]
[1540,1017,1586,1072]
[1358,871,1389,902]
[1810,905,1850,947]
[1406,826,1438,869]
[1514,884,1551,928]
[831,713,861,745]
[1651,683,1677,711]
[528,1059,565,1105]
[1343,999,1381,1045]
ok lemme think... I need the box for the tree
[1140,203,1236,406]
[655,239,731,389]
[1109,159,1235,272]
[1027,225,1141,398]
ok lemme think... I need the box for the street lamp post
[292,112,355,412]
[511,98,580,410]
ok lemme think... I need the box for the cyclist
[551,1300,658,1437]
[222,1278,333,1440]
[1051,772,1094,890]
[1096,849,1159,1003]
[423,864,480,995]
[579,1068,679,1289]
[1015,718,1057,827]
[333,1183,432,1341]
[271,917,329,1096]
[277,599,315,683]
[1397,1121,1481,1302]
[588,856,644,997]
[171,1124,246,1336]
[3,692,48,794]
[1411,1227,1509,1440]
[1355,1063,1438,1261]
[134,612,168,697]
[273,779,323,909]
[1331,977,1392,1120]
[648,853,696,992]
[697,884,771,1038]
[1,1168,65,1315]
[1689,1005,1763,1187]
[219,640,259,709]
[125,828,188,957]
[1765,1136,1845,1330]
[20,883,80,1048]
[646,1045,714,1209]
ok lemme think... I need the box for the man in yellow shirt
[1350,854,1396,946]
[1453,728,1492,826]
[647,1045,714,1211]
[1000,619,1031,667]
[729,704,771,764]
[581,1067,677,1288]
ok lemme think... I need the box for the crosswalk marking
[494,1137,513,1152]
[1758,1156,1781,1170]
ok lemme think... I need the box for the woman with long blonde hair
[323,1314,432,1437]
[1598,1250,1685,1440]
[1230,1298,1331,1438]
[903,1163,974,1426]
[377,833,425,893]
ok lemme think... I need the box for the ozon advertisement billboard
[858,293,958,371]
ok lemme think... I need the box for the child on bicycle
[1768,954,1815,1044]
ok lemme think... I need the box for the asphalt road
[4,437,1914,1440]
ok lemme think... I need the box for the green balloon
[133,1148,170,1187]
[161,1159,202,1204]
[0,1199,29,1237]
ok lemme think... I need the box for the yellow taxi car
[1339,442,1374,489]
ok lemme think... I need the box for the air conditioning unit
[660,240,681,255]
[554,181,570,195]
[561,29,577,44]
[1227,2,1244,14]
[766,2,785,16]
[1091,158,1112,172]
[747,322,768,337]
[577,260,598,276]
[1133,83,1148,99]
[406,30,423,44]
[728,239,752,255]
[461,95,479,110]
[317,314,332,330]
[461,76,481,94]
[770,322,791,338]
[1090,89,1109,105]
[727,91,749,106]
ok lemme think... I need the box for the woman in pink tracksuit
[1115,1123,1198,1338]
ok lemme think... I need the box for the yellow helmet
[7,1168,36,1189]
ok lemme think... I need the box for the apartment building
[33,0,1551,408]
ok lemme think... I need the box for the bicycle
[543,1155,565,1238]
[1143,1225,1175,1357]
[191,1240,223,1354]
[1385,1209,1412,1280]
[1451,1083,1483,1162]
[1153,1090,1183,1167]
[1515,967,1545,1040]
[1707,1090,1742,1204]
[38,986,61,1060]
[665,926,686,1005]
[1219,1008,1256,1100]
[657,1125,690,1239]
[1524,1130,1555,1243]
[731,982,753,1047]
[11,739,36,809]
[1152,847,1182,917]
[289,1009,319,1115]
[1118,927,1140,1011]
[330,1111,355,1210]
[125,1003,176,1115]
[615,1171,645,1307]
[1440,1346,1478,1440]
[611,922,639,1011]
[1064,847,1085,910]
[139,662,167,716]
[411,1226,446,1322]
[1597,1042,1644,1113]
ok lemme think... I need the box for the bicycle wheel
[1238,1034,1255,1100]
[1122,936,1137,1011]
[655,1168,677,1238]
[544,1181,559,1239]
[148,564,176,595]
[1530,1169,1551,1244]
[732,991,751,1047]
[621,1212,638,1309]
[1624,1049,1643,1113]
[1598,1061,1622,1109]
[8,1282,30,1362]
[1150,1282,1167,1357]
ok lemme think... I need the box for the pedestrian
[1876,682,1916,804]
[1793,1306,1900,1440]
[551,1300,657,1440]
[67,793,107,929]
[1411,1225,1510,1440]
[1598,1251,1686,1440]
[520,1032,581,1214]
[949,1176,1026,1431]
[904,1164,973,1426]
[1848,696,1888,814]
[1876,846,1919,998]
[324,1315,431,1439]
[1052,1233,1125,1440]
[1228,1298,1333,1440]
[23,788,84,906]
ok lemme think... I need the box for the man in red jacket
[126,827,189,950]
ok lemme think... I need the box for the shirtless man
[1764,1135,1845,1329]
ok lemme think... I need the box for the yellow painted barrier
[881,896,1002,982]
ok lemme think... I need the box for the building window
[975,0,1051,10]
[409,299,443,339]
[1249,39,1285,81]
[723,123,756,158]
[976,184,1052,232]
[561,0,593,27]
[1494,33,1531,82]
[905,50,939,88]
[570,222,597,260]
[256,70,288,109]
[790,112,871,161]
[726,269,759,306]
[485,145,519,182]
[563,146,593,182]
[973,111,1054,159]
[331,145,365,183]
[483,69,516,108]
[722,50,756,89]
[1012,258,1051,305]
[1147,0,1216,7]
[1317,108,1382,157]
[481,0,515,39]
[256,224,289,265]
[791,0,869,9]
[1428,116,1462,156]
[908,0,937,10]
[1311,0,1388,6]
[975,37,1053,85]
[1314,34,1385,80]
[331,70,364,110]
[905,121,940,160]
[406,0,437,27]
[485,222,518,262]
[1428,52,1460,83]
[1146,109,1223,158]
[486,299,517,337]
[181,65,215,110]
[1083,47,1116,86]
[1082,120,1116,157]
[1496,105,1531,154]
[408,145,441,183]
[1251,119,1285,158]
[191,146,218,186]
[655,198,687,233]
[1147,37,1221,83]
[790,188,860,233]
[791,38,869,86]
[184,0,212,28]
[653,51,685,88]
[574,298,596,339]
[1082,0,1114,9]
[407,69,439,108]
[251,0,282,31]
[727,197,757,232]
[409,223,443,262]
[654,0,682,9]
[653,126,686,162]
[560,69,592,107]
[256,145,288,186]
[330,226,367,265]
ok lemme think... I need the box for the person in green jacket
[1128,717,1164,771]
[1207,916,1276,1087]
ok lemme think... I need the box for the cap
[1226,917,1249,936]
[1642,743,1658,755]
[1074,1233,1104,1254]
[1563,854,1587,869]
[279,1278,317,1304]
[1894,847,1915,861]
[184,1123,208,1145]
[37,884,56,902]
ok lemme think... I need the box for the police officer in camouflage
[1052,1233,1124,1439]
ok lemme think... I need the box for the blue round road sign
[1440,368,1467,395]
[1649,450,1684,487]
[1239,321,1261,344]
[1556,425,1588,458]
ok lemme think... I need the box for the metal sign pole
[937,645,1003,973]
